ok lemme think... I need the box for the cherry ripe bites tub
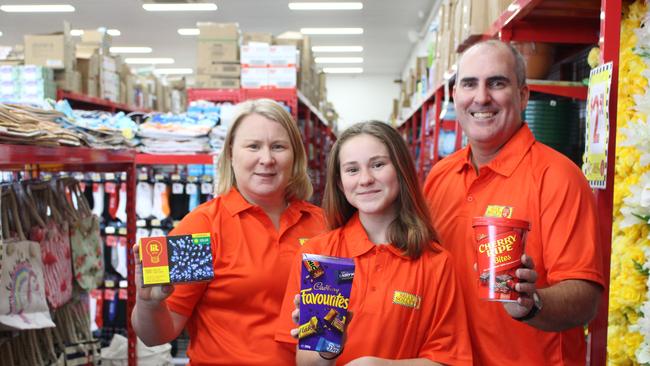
[472,217,530,301]
[299,254,355,354]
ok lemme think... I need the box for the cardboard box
[54,70,82,93]
[198,22,240,40]
[298,254,354,353]
[241,44,270,67]
[243,32,273,45]
[197,40,239,64]
[81,29,111,46]
[196,63,240,77]
[460,0,497,45]
[269,45,297,67]
[86,77,98,97]
[268,67,296,88]
[24,34,71,70]
[240,67,268,88]
[139,233,214,286]
[195,75,241,89]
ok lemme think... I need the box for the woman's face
[231,113,294,206]
[338,134,399,220]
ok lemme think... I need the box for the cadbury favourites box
[299,253,355,353]
[139,233,214,286]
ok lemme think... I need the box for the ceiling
[0,0,434,77]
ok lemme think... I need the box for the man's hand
[503,254,538,318]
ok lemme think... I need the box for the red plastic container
[472,217,530,302]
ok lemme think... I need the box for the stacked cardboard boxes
[23,22,81,93]
[240,42,297,89]
[74,30,120,102]
[240,43,269,88]
[195,22,241,89]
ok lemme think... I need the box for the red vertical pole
[411,112,418,160]
[590,1,620,365]
[432,89,443,163]
[126,162,138,366]
[418,101,429,182]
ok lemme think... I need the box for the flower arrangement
[608,2,650,364]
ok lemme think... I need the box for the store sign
[582,62,613,189]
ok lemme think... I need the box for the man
[423,39,604,365]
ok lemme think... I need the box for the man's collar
[456,123,535,177]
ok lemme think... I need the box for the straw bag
[18,182,73,309]
[57,178,103,292]
[54,299,101,366]
[0,186,55,330]
[0,328,65,366]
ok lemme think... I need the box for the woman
[132,99,327,365]
[275,121,472,365]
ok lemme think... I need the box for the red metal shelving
[135,153,215,165]
[0,144,139,365]
[186,88,241,103]
[57,89,152,113]
[528,81,588,100]
[186,87,334,204]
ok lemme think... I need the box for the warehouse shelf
[57,89,152,113]
[0,143,139,365]
[185,87,334,205]
[0,144,135,172]
[135,153,215,165]
[527,80,588,100]
[186,88,241,103]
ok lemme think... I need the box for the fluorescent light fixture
[289,2,362,10]
[143,3,217,11]
[153,68,193,75]
[110,47,153,54]
[323,67,363,74]
[178,28,200,36]
[125,57,174,65]
[71,28,119,37]
[300,28,363,35]
[0,31,3,37]
[0,4,75,12]
[315,57,363,64]
[312,45,363,53]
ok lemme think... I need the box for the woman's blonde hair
[216,98,312,201]
[322,121,437,259]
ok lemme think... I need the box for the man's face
[453,43,529,153]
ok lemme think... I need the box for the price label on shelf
[582,62,612,189]
[172,183,184,194]
[201,182,213,195]
[186,183,198,195]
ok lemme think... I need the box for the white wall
[327,74,400,131]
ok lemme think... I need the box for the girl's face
[338,134,399,220]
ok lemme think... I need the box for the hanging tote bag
[0,186,55,330]
[56,178,104,292]
[18,181,74,309]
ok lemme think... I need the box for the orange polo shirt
[423,124,605,366]
[165,188,327,365]
[275,213,473,365]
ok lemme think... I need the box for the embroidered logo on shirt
[392,291,421,309]
[484,205,514,218]
[299,238,309,246]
